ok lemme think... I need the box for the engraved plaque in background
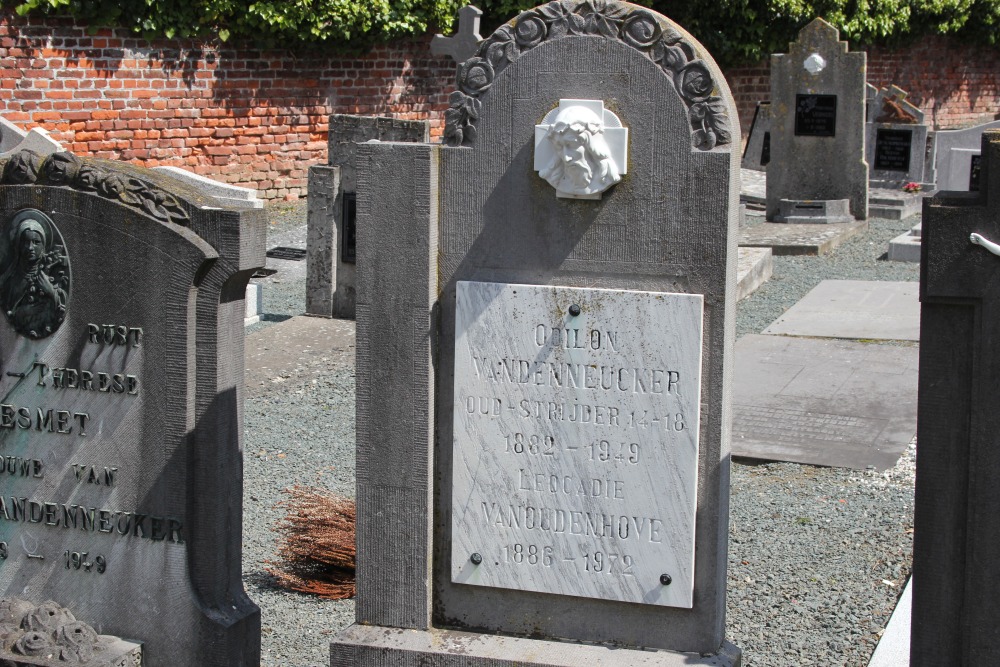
[874,128,913,172]
[451,281,703,608]
[794,94,837,137]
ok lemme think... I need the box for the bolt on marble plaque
[451,281,703,608]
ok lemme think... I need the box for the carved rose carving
[22,602,75,633]
[445,0,730,151]
[0,151,191,226]
[458,57,495,96]
[13,631,53,657]
[514,14,547,47]
[621,10,660,48]
[677,60,714,103]
[56,621,100,663]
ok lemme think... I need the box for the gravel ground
[241,199,918,666]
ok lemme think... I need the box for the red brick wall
[0,13,455,200]
[1,10,997,199]
[725,35,1000,140]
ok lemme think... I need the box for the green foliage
[8,0,1000,60]
[9,0,465,49]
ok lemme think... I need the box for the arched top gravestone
[336,1,741,665]
[0,150,263,667]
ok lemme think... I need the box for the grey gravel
[241,199,917,666]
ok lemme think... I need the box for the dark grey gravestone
[766,19,868,221]
[0,150,264,666]
[731,334,917,470]
[305,115,428,319]
[331,1,741,664]
[741,102,771,171]
[912,129,1000,665]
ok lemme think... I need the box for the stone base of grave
[736,247,773,300]
[887,223,922,262]
[739,219,868,255]
[775,198,855,224]
[869,188,925,220]
[740,167,766,210]
[330,625,741,667]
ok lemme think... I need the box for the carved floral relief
[445,0,732,151]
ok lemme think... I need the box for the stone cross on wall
[431,5,483,64]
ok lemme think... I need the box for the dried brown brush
[266,486,356,599]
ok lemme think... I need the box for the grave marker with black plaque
[761,132,771,166]
[874,128,913,172]
[794,94,837,137]
[0,150,264,666]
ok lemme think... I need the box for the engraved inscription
[874,128,912,172]
[451,282,703,608]
[794,94,837,137]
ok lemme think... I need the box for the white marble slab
[451,281,703,608]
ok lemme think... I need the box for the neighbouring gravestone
[330,0,741,664]
[0,150,264,666]
[305,115,428,319]
[932,119,1000,191]
[912,130,1000,665]
[766,18,868,222]
[741,101,771,171]
[866,85,930,188]
[431,5,484,64]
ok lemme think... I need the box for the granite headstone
[305,115,428,319]
[912,129,1000,665]
[0,150,264,666]
[766,19,868,221]
[330,0,741,664]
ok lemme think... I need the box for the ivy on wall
[8,0,1000,65]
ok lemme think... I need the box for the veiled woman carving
[0,211,69,339]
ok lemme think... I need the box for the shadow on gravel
[244,570,285,592]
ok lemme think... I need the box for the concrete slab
[739,219,868,255]
[736,247,773,300]
[868,577,912,667]
[732,334,918,470]
[762,280,919,340]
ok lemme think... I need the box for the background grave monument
[741,101,771,171]
[0,150,264,666]
[305,115,428,319]
[865,85,930,188]
[330,0,741,664]
[932,119,1000,191]
[766,18,868,222]
[912,130,1000,664]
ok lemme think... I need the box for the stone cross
[913,129,1000,665]
[431,5,483,64]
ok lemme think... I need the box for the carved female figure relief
[0,209,70,339]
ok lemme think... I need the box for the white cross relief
[431,5,483,64]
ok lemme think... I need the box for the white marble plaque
[451,281,703,607]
